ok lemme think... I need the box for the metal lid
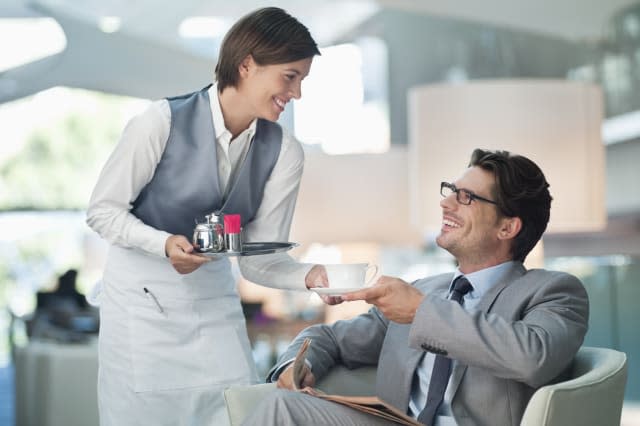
[207,212,223,223]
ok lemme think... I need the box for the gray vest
[131,85,283,238]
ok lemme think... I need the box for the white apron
[97,245,258,426]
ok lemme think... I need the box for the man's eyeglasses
[440,182,498,206]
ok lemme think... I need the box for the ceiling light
[0,18,66,72]
[602,110,640,145]
[179,16,229,38]
[99,16,121,33]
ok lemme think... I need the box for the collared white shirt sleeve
[207,85,313,289]
[236,126,313,290]
[86,84,313,289]
[86,99,172,258]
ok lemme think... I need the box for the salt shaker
[224,214,242,252]
[208,212,226,252]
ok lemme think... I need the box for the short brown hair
[469,148,552,262]
[215,7,320,91]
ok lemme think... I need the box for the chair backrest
[520,346,628,426]
[315,365,377,396]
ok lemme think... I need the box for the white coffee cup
[325,263,379,290]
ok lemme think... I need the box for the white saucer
[310,287,364,296]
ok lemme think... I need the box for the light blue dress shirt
[408,261,519,426]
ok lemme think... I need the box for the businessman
[243,148,589,426]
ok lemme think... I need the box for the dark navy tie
[417,276,473,425]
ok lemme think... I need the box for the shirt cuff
[268,358,313,382]
[151,230,173,258]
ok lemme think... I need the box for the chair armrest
[224,383,277,426]
[520,347,627,426]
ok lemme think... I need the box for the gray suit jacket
[270,263,589,426]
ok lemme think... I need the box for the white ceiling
[0,0,638,103]
[376,0,638,41]
[3,0,636,40]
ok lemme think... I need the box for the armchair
[224,346,627,426]
[520,346,627,426]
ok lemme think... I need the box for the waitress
[86,8,328,426]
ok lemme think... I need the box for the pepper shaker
[224,214,242,252]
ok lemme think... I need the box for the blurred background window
[1,1,640,424]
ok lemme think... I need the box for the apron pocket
[200,324,255,385]
[128,297,251,393]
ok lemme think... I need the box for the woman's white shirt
[87,85,312,289]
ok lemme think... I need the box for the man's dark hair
[215,7,320,91]
[469,148,552,262]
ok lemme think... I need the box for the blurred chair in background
[28,269,98,343]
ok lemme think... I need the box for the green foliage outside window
[0,89,146,210]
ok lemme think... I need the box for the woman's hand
[165,235,211,274]
[305,265,342,305]
[276,363,315,390]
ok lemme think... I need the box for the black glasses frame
[440,181,498,206]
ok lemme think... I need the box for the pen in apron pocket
[143,287,164,313]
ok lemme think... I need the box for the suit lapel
[392,322,434,409]
[448,263,526,400]
[449,363,467,402]
[476,262,526,313]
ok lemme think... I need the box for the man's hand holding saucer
[341,276,425,324]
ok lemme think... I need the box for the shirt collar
[450,261,520,299]
[209,83,257,142]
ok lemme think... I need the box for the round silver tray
[198,242,298,257]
